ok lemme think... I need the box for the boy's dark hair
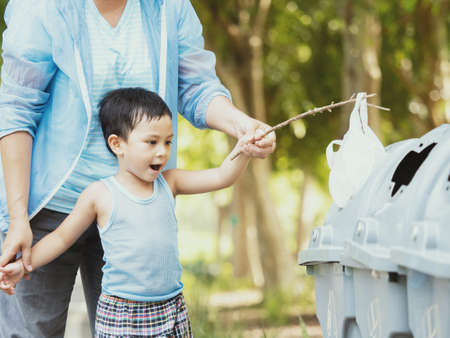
[99,87,172,155]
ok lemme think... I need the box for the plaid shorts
[95,293,193,337]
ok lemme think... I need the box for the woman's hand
[0,217,33,272]
[205,96,276,158]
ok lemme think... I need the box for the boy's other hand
[0,260,26,295]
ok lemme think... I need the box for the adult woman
[0,0,275,337]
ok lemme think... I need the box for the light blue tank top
[99,174,183,301]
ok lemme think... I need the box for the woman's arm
[164,137,251,195]
[175,1,276,158]
[0,0,57,269]
[0,133,33,270]
[176,0,231,130]
[205,96,276,158]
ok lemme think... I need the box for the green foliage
[178,116,230,169]
[182,262,253,337]
[262,289,292,326]
[182,258,317,336]
[182,257,255,293]
[299,315,310,338]
[184,285,235,338]
[266,0,343,189]
[399,0,418,12]
[191,0,449,193]
[0,0,7,69]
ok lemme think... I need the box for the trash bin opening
[390,142,437,197]
[388,272,399,283]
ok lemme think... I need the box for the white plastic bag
[326,93,385,207]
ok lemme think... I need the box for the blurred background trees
[184,0,449,295]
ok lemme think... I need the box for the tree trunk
[422,0,449,125]
[199,0,294,291]
[392,0,449,128]
[252,160,295,290]
[339,0,382,137]
[247,0,295,291]
[296,172,308,254]
[215,202,231,261]
[213,52,256,279]
[232,178,251,278]
[240,169,265,287]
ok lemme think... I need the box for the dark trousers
[0,208,104,338]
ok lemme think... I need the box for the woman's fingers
[0,247,17,268]
[255,130,276,147]
[243,132,276,158]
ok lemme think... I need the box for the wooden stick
[231,93,390,160]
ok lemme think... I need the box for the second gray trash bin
[346,124,449,338]
[390,131,450,338]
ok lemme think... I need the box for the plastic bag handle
[326,140,343,168]
[349,93,368,134]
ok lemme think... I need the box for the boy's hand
[0,260,26,295]
[236,119,276,159]
[233,134,254,159]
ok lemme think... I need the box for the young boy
[0,88,253,337]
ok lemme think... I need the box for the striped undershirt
[47,0,156,213]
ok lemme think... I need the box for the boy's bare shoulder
[80,180,110,205]
[84,180,108,196]
[162,169,176,180]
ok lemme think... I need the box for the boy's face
[119,114,173,183]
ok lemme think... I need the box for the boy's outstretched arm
[164,136,252,196]
[0,183,99,293]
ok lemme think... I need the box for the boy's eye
[148,140,157,145]
[165,140,173,145]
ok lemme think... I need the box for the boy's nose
[156,145,168,156]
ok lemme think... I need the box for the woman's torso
[47,0,157,213]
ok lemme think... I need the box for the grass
[299,315,310,338]
[181,257,317,337]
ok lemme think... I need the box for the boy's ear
[108,134,124,156]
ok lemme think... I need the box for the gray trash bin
[390,127,450,338]
[298,134,419,337]
[298,195,365,338]
[346,124,449,338]
[299,124,449,338]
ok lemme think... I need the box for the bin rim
[297,247,343,266]
[346,240,400,272]
[391,247,450,279]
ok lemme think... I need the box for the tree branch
[252,0,272,38]
[231,93,390,160]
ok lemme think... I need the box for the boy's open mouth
[150,164,162,171]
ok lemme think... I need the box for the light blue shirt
[0,0,231,232]
[100,175,183,301]
[48,0,156,213]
